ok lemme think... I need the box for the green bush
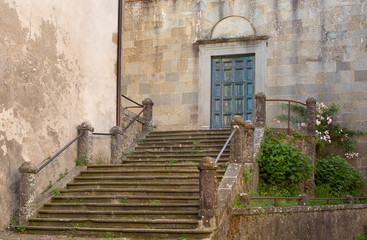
[258,141,314,192]
[315,155,365,197]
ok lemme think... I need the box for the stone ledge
[233,204,367,215]
[194,35,269,46]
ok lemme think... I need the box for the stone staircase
[25,129,231,239]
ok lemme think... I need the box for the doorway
[211,55,255,128]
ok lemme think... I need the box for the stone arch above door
[211,16,256,39]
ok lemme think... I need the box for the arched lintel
[210,15,256,39]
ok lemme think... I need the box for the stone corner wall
[226,204,367,240]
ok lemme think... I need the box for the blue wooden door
[211,55,255,129]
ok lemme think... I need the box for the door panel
[211,55,255,129]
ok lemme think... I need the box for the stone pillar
[305,98,317,196]
[18,161,37,225]
[142,98,154,132]
[198,157,217,228]
[306,97,316,137]
[255,92,266,128]
[110,126,123,164]
[229,116,245,163]
[298,194,308,206]
[243,120,255,163]
[77,122,94,164]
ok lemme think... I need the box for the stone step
[135,144,227,151]
[148,129,231,137]
[42,203,200,212]
[37,209,199,220]
[51,195,199,204]
[86,164,200,171]
[59,188,199,197]
[136,139,229,146]
[73,175,199,183]
[143,136,229,142]
[126,153,229,160]
[131,149,229,156]
[67,182,198,190]
[79,169,201,177]
[28,218,199,229]
[122,159,229,165]
[25,226,213,239]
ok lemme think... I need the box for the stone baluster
[18,161,37,225]
[198,157,217,228]
[77,122,94,164]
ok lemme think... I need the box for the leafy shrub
[258,141,314,192]
[315,155,365,197]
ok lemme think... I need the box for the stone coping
[194,35,270,45]
[34,166,87,214]
[233,204,367,216]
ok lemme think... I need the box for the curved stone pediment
[211,16,256,39]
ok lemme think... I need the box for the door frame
[198,40,267,129]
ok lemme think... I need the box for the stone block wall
[223,205,367,240]
[122,0,199,130]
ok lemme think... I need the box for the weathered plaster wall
[223,205,367,240]
[0,0,117,228]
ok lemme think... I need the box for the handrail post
[198,157,217,228]
[18,161,37,225]
[229,116,246,163]
[244,120,255,163]
[305,97,317,196]
[77,122,94,164]
[110,126,124,164]
[142,98,154,132]
[255,92,266,128]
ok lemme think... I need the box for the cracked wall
[0,0,117,228]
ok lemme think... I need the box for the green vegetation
[75,157,89,166]
[258,138,313,193]
[51,188,61,196]
[354,234,367,240]
[169,158,178,164]
[44,181,53,193]
[315,155,365,197]
[177,234,191,240]
[232,195,248,208]
[16,225,27,234]
[191,141,202,154]
[98,232,112,238]
[147,199,161,204]
[137,138,147,143]
[222,161,229,171]
[70,223,83,228]
[237,125,366,208]
[123,151,135,156]
[57,169,68,181]
[121,198,128,204]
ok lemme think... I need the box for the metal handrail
[265,98,306,134]
[121,94,143,108]
[36,132,84,174]
[215,128,237,164]
[122,106,146,133]
[93,133,112,136]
